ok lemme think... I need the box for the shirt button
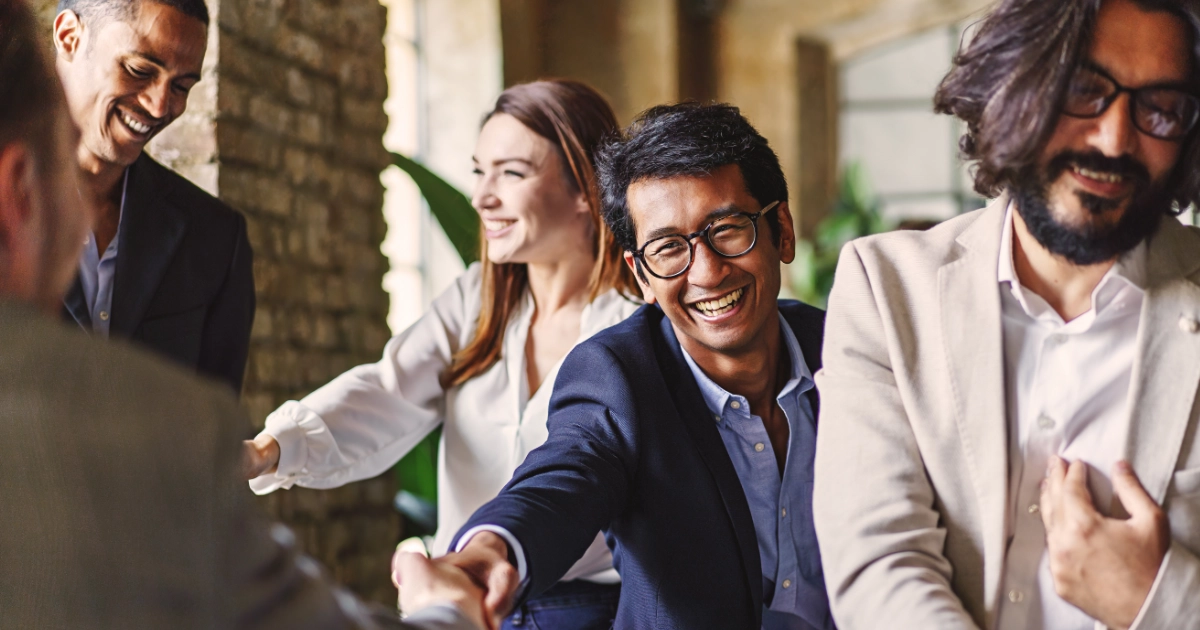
[1180,316,1200,334]
[754,443,765,452]
[1008,589,1024,603]
[713,414,722,423]
[1048,334,1066,345]
[83,235,91,245]
[730,401,742,410]
[781,508,787,517]
[99,311,110,321]
[1037,414,1055,430]
[782,579,792,589]
[1028,503,1039,515]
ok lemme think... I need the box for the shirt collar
[998,201,1147,323]
[681,311,813,422]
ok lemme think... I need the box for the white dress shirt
[994,206,1147,630]
[250,262,640,583]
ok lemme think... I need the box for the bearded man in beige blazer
[813,1,1200,629]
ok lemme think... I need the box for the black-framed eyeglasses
[632,201,779,279]
[1063,62,1200,141]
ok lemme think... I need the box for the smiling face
[623,164,795,361]
[53,1,206,171]
[471,113,593,265]
[1015,0,1191,263]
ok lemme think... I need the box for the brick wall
[34,0,402,606]
[214,0,400,606]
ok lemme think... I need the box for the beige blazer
[812,196,1200,630]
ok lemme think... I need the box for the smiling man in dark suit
[400,103,835,630]
[52,0,254,393]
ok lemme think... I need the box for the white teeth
[121,113,151,134]
[1074,166,1124,184]
[483,218,515,231]
[694,288,745,316]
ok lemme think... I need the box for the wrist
[253,434,280,474]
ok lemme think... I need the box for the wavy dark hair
[935,0,1200,211]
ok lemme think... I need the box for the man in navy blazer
[405,104,835,629]
[53,0,254,394]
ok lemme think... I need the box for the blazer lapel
[1124,218,1200,504]
[937,197,1010,614]
[110,154,186,337]
[62,275,92,330]
[652,310,764,622]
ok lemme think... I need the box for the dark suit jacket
[455,300,833,629]
[1,300,475,630]
[64,152,255,393]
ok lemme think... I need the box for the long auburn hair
[443,79,637,388]
[934,0,1200,211]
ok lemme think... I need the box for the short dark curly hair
[595,102,788,253]
[57,0,210,28]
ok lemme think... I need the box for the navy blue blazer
[64,153,255,394]
[455,300,833,629]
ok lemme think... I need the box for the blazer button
[1180,316,1200,334]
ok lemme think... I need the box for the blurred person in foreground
[422,103,836,630]
[814,0,1200,628]
[242,80,640,629]
[0,0,480,627]
[52,0,254,394]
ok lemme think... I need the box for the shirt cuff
[247,402,310,494]
[456,525,528,586]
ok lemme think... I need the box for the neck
[78,146,128,209]
[1012,209,1115,322]
[684,308,784,408]
[525,245,595,314]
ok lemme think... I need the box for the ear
[623,250,657,304]
[53,10,84,60]
[775,200,796,265]
[0,142,37,265]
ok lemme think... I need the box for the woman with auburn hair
[243,79,638,628]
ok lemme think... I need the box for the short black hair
[57,0,210,28]
[595,102,788,253]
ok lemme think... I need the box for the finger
[1060,459,1097,514]
[483,560,518,620]
[392,551,430,587]
[1040,456,1068,528]
[1112,460,1161,522]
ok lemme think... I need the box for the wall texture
[36,0,401,606]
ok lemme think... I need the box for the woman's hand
[241,434,280,480]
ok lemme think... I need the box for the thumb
[483,560,518,620]
[1112,460,1160,521]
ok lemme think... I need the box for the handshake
[392,533,520,630]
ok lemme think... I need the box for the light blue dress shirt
[77,170,128,337]
[681,313,824,630]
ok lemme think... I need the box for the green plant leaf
[390,152,480,265]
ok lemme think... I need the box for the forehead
[626,164,753,238]
[1091,0,1192,85]
[475,113,553,162]
[92,2,207,71]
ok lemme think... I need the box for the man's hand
[241,434,280,480]
[1041,457,1170,629]
[393,552,489,630]
[394,532,519,630]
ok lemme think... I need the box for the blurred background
[32,0,1005,605]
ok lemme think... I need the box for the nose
[471,174,499,213]
[686,238,730,288]
[1090,92,1138,157]
[139,80,172,120]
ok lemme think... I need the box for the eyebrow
[471,157,536,167]
[128,52,202,82]
[1083,58,1194,91]
[639,204,745,243]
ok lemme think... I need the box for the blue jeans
[502,580,620,630]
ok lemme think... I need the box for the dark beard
[1012,150,1167,266]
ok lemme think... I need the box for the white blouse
[250,262,640,582]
